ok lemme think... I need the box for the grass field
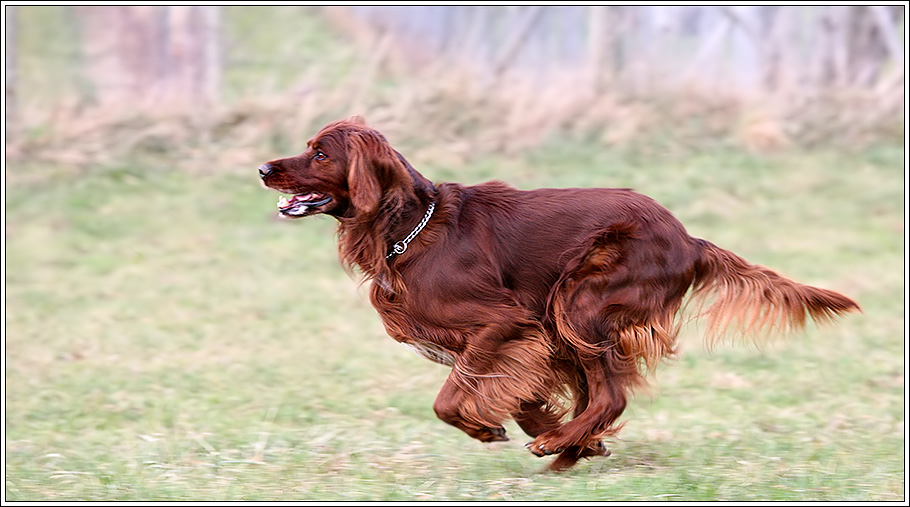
[4,134,905,501]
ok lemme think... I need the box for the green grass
[4,138,904,501]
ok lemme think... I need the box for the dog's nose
[258,163,274,179]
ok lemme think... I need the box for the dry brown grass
[6,8,902,172]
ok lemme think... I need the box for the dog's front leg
[432,370,510,443]
[431,318,556,444]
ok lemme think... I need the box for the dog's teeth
[277,196,290,208]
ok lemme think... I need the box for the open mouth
[276,192,333,217]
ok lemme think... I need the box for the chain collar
[386,202,436,260]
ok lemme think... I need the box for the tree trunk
[5,5,17,130]
[75,6,220,111]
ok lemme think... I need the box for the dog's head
[259,117,417,219]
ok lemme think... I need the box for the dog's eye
[314,151,327,161]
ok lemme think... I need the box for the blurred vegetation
[4,5,906,503]
[5,6,905,169]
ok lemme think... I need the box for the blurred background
[4,5,906,502]
[4,5,905,162]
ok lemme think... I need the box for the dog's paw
[543,442,612,472]
[479,426,509,442]
[526,437,564,457]
[580,440,611,458]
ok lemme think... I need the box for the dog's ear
[347,129,409,214]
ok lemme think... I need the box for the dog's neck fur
[336,163,438,287]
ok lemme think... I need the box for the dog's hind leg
[515,391,612,472]
[526,350,635,459]
[512,400,564,438]
[530,225,688,467]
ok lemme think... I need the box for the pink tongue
[277,193,325,209]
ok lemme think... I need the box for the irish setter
[258,117,860,472]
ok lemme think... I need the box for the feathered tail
[690,240,861,345]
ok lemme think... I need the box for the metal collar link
[386,202,436,260]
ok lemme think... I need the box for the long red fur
[259,118,861,472]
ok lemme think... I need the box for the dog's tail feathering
[689,239,861,346]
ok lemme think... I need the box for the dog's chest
[369,281,467,365]
[399,341,456,366]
